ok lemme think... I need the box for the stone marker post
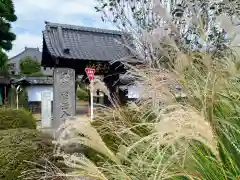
[53,68,76,130]
[41,91,52,128]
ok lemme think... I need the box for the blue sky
[8,0,113,57]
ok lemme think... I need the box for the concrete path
[76,104,88,115]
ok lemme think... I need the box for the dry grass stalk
[55,117,119,163]
[155,106,217,155]
[91,77,110,98]
[54,101,217,179]
[51,2,240,179]
[21,159,67,180]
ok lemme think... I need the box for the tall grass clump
[52,1,240,179]
[0,108,36,129]
[0,129,66,180]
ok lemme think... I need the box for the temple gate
[41,22,136,129]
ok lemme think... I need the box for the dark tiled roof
[13,77,53,85]
[13,76,84,85]
[42,22,134,61]
[9,47,41,60]
[25,77,53,85]
[119,74,136,84]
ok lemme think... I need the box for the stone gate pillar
[53,68,76,129]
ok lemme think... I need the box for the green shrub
[28,71,44,77]
[0,108,36,130]
[20,56,41,75]
[76,88,88,101]
[0,129,65,180]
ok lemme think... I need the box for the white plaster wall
[127,85,140,99]
[27,85,53,102]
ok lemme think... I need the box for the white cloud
[14,0,98,16]
[8,0,113,57]
[8,33,42,58]
[59,0,98,15]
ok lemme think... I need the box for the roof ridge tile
[45,21,124,35]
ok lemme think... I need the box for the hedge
[0,108,36,130]
[76,88,89,101]
[0,129,65,180]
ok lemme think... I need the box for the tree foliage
[20,56,42,75]
[96,0,240,51]
[0,0,17,75]
[0,0,17,51]
[76,88,89,101]
[0,51,9,75]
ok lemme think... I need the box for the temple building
[41,22,138,129]
[8,47,52,76]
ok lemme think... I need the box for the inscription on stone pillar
[53,68,76,129]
